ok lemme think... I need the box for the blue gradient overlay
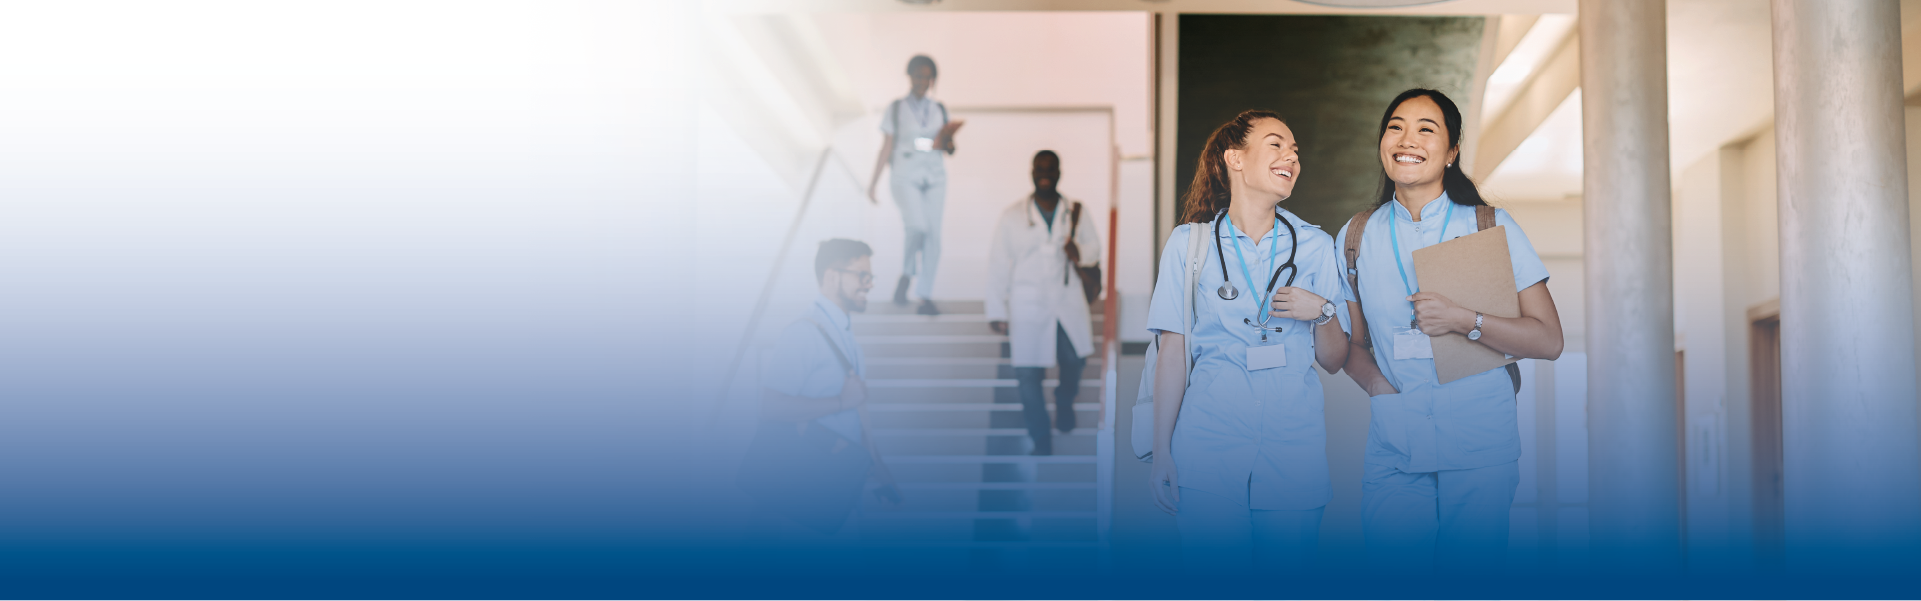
[0,2,1918,598]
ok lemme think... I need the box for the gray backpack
[1129,221,1212,462]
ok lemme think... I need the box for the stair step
[884,455,1097,464]
[858,335,1104,344]
[868,379,1102,388]
[871,428,1097,437]
[854,314,1103,324]
[869,402,1101,412]
[867,357,1105,366]
[862,511,1097,520]
[870,482,1097,491]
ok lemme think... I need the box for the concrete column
[1579,0,1681,569]
[1771,0,1921,569]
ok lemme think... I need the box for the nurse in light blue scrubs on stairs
[868,54,963,316]
[1145,110,1352,574]
[1335,89,1566,573]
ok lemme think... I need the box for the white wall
[807,12,1157,336]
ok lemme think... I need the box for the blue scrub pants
[890,173,945,299]
[1361,459,1519,574]
[1176,486,1324,575]
[1013,324,1085,453]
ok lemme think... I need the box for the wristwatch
[1313,301,1337,326]
[1468,312,1485,341]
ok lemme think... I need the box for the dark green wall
[1176,15,1485,229]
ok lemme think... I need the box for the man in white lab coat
[985,150,1102,455]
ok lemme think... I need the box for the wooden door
[1750,311,1783,565]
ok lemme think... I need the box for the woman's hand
[1148,455,1180,516]
[1409,291,1475,336]
[1269,287,1328,322]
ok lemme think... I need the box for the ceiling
[713,0,1574,15]
[1483,0,1915,201]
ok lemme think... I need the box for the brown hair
[1178,109,1285,224]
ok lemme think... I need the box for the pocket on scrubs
[1365,393,1410,461]
[1437,378,1520,454]
[1176,365,1237,437]
[1200,364,1256,404]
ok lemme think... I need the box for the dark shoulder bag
[1066,202,1102,303]
[735,322,873,534]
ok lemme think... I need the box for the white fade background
[0,1,729,539]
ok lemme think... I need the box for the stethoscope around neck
[1212,208,1299,302]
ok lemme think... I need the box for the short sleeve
[878,100,896,135]
[759,322,825,397]
[1332,221,1357,304]
[1305,230,1352,334]
[1145,224,1193,337]
[1496,209,1550,291]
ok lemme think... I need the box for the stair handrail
[707,147,836,429]
[1094,145,1120,553]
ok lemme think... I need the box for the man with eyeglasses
[743,238,898,538]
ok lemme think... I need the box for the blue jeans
[1013,324,1085,453]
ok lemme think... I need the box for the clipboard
[1412,226,1520,384]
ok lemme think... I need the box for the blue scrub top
[761,296,866,444]
[879,94,947,180]
[1332,193,1550,473]
[1145,208,1351,511]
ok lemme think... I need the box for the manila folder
[1412,225,1520,385]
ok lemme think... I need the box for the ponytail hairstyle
[1179,109,1285,224]
[1372,88,1489,208]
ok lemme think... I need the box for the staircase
[851,299,1112,568]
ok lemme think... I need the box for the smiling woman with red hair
[1141,110,1351,574]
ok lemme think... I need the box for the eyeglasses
[833,268,875,285]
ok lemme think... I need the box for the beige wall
[1503,200,1586,353]
[1663,106,1921,559]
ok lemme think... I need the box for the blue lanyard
[1388,200,1455,298]
[1225,215,1281,327]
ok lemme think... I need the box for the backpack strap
[1472,205,1524,395]
[1181,220,1211,380]
[1065,202,1083,285]
[890,99,902,142]
[807,319,856,375]
[1343,208,1377,348]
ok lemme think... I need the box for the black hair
[906,55,937,78]
[814,238,873,283]
[1032,149,1059,164]
[1372,88,1489,208]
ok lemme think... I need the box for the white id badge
[1393,327,1434,360]
[1246,343,1287,371]
[913,137,935,152]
